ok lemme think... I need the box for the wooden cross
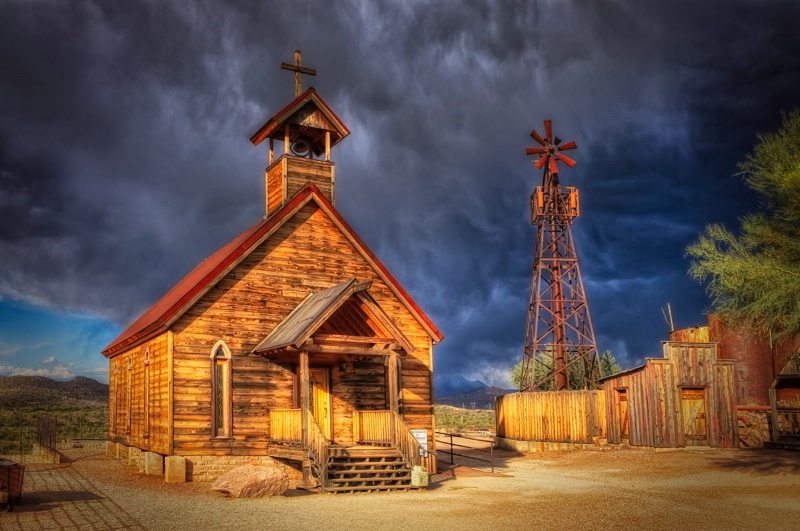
[281,50,317,97]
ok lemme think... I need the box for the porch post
[388,352,399,414]
[300,350,310,447]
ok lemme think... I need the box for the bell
[290,139,310,156]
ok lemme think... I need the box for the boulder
[211,465,289,498]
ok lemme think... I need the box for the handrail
[435,431,495,473]
[353,410,425,469]
[390,411,422,468]
[307,414,330,492]
[269,409,302,444]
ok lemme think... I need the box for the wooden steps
[324,446,416,493]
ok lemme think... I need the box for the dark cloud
[1,0,798,387]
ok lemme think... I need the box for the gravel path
[3,443,800,530]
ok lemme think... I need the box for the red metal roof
[249,87,350,147]
[102,184,442,356]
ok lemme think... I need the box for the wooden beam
[325,130,330,161]
[299,350,310,447]
[304,344,401,356]
[388,352,399,414]
[311,334,395,346]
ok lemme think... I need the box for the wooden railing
[353,410,424,469]
[353,410,392,444]
[270,409,302,444]
[307,415,330,492]
[776,409,800,438]
[391,411,423,468]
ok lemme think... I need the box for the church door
[309,368,332,440]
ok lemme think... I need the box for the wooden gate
[681,388,707,446]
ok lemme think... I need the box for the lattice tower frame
[520,125,601,392]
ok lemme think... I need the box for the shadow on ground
[711,448,800,474]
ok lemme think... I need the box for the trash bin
[0,458,25,512]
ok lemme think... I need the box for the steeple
[250,51,350,218]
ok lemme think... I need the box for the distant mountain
[435,386,513,410]
[434,374,487,397]
[0,375,108,408]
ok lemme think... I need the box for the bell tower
[250,51,350,217]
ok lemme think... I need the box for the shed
[600,341,738,448]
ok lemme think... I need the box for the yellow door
[617,390,629,442]
[310,368,331,440]
[681,388,707,446]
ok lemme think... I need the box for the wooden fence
[495,390,606,443]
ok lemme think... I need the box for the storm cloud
[1,1,798,387]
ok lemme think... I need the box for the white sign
[410,429,428,457]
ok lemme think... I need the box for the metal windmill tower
[519,120,601,391]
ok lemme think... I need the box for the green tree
[686,109,800,340]
[509,349,622,389]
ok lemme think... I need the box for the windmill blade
[526,147,546,155]
[548,156,559,175]
[530,129,546,146]
[535,155,548,170]
[544,120,553,143]
[558,140,577,151]
[556,153,577,167]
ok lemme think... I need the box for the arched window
[211,341,232,438]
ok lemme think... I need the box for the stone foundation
[185,455,302,483]
[106,443,303,484]
[737,408,771,448]
[128,446,144,472]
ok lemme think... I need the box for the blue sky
[0,299,117,382]
[1,1,798,391]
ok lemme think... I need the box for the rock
[211,465,289,498]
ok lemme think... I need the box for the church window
[211,341,232,438]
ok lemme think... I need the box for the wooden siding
[495,391,606,443]
[265,158,286,217]
[285,157,334,205]
[603,342,737,448]
[108,332,170,454]
[171,202,434,457]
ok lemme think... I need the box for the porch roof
[251,278,415,356]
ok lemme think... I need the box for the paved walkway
[1,443,146,530]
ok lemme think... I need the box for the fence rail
[435,431,494,472]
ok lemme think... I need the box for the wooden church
[102,55,442,491]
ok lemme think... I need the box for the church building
[102,55,442,491]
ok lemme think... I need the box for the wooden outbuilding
[600,341,738,448]
[102,84,442,491]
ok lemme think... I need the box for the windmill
[520,120,601,391]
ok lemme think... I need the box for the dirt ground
[3,442,800,530]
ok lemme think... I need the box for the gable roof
[102,184,442,357]
[251,278,415,355]
[249,87,350,155]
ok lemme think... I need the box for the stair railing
[306,414,330,492]
[390,411,422,468]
